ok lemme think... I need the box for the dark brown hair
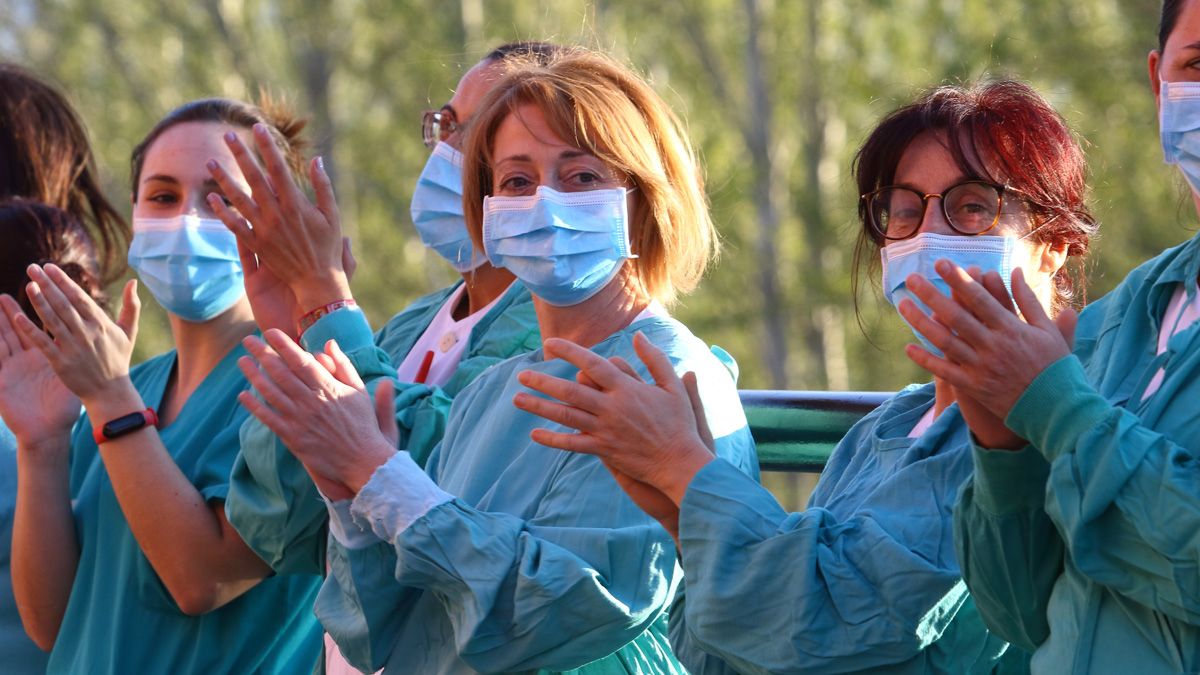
[0,200,107,328]
[131,95,308,201]
[852,79,1097,313]
[1160,0,1187,52]
[0,63,129,286]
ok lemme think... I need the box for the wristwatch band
[93,408,159,445]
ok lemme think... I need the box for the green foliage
[0,0,1187,392]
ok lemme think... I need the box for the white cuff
[350,451,454,542]
[322,495,380,550]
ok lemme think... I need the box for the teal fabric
[0,420,51,673]
[955,231,1200,674]
[225,280,539,576]
[49,347,321,675]
[316,311,759,674]
[670,383,1025,674]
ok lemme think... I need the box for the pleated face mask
[1160,80,1200,194]
[481,186,636,307]
[881,232,1018,356]
[410,142,487,272]
[127,215,245,322]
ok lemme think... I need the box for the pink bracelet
[297,298,357,334]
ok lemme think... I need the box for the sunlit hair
[461,47,717,306]
[0,200,107,328]
[0,63,129,285]
[131,94,308,201]
[852,79,1097,314]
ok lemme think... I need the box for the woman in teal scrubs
[0,62,129,674]
[214,47,758,673]
[0,99,322,674]
[902,2,1200,672]
[514,80,1098,674]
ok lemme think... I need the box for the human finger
[903,343,974,389]
[237,354,299,415]
[252,124,302,216]
[221,131,277,210]
[933,260,1020,331]
[513,391,601,434]
[904,273,992,347]
[980,271,1015,314]
[1055,306,1078,350]
[0,296,32,351]
[896,298,979,365]
[310,157,341,230]
[42,264,104,324]
[632,332,682,391]
[682,371,716,454]
[528,427,602,455]
[24,280,74,342]
[542,337,629,390]
[341,237,357,281]
[608,356,643,381]
[207,156,263,225]
[236,390,291,442]
[517,369,607,413]
[1011,268,1057,331]
[13,312,61,363]
[325,341,366,391]
[208,191,255,242]
[116,279,141,344]
[262,329,326,390]
[241,336,313,403]
[27,265,89,337]
[374,379,399,448]
[0,297,23,357]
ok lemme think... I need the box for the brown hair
[131,94,308,201]
[852,79,1097,312]
[0,200,107,327]
[0,63,129,286]
[461,48,716,306]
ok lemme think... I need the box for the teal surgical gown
[0,420,50,673]
[226,280,539,576]
[48,346,321,674]
[955,232,1200,673]
[669,383,1026,674]
[314,309,759,674]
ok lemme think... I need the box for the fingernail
[254,123,268,135]
[206,159,218,171]
[316,156,326,173]
[224,131,237,143]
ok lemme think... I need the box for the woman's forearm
[84,381,270,615]
[12,434,79,650]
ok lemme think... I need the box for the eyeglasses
[861,180,1023,241]
[421,108,460,148]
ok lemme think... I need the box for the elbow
[168,581,223,617]
[20,610,62,652]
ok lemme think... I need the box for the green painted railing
[741,391,891,473]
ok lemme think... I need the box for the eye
[497,174,534,195]
[145,192,179,206]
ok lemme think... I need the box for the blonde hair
[461,47,717,306]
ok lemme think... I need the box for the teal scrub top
[49,346,321,675]
[955,231,1200,674]
[669,383,1026,674]
[0,420,51,673]
[226,280,540,576]
[314,310,760,674]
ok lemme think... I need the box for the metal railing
[741,390,891,473]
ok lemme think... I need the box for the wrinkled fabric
[955,231,1200,674]
[0,421,51,673]
[670,383,1025,674]
[50,346,321,674]
[315,311,758,674]
[226,280,540,577]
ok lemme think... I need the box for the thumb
[374,378,400,448]
[682,371,716,455]
[118,279,141,344]
[310,157,340,230]
[324,340,364,390]
[1054,306,1078,350]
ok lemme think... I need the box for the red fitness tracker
[93,408,159,445]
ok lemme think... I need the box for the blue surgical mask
[881,233,1018,356]
[1160,80,1200,194]
[128,215,245,322]
[410,142,486,272]
[482,186,635,306]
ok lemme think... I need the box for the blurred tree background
[0,0,1190,503]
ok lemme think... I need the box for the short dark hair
[485,41,562,64]
[1160,0,1187,52]
[852,79,1097,312]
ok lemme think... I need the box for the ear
[1038,240,1071,277]
[1150,49,1163,111]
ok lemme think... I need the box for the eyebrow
[140,174,225,192]
[495,149,593,165]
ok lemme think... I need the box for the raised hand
[898,259,1076,423]
[512,332,714,506]
[14,265,140,405]
[206,124,352,314]
[235,330,395,497]
[0,295,80,452]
